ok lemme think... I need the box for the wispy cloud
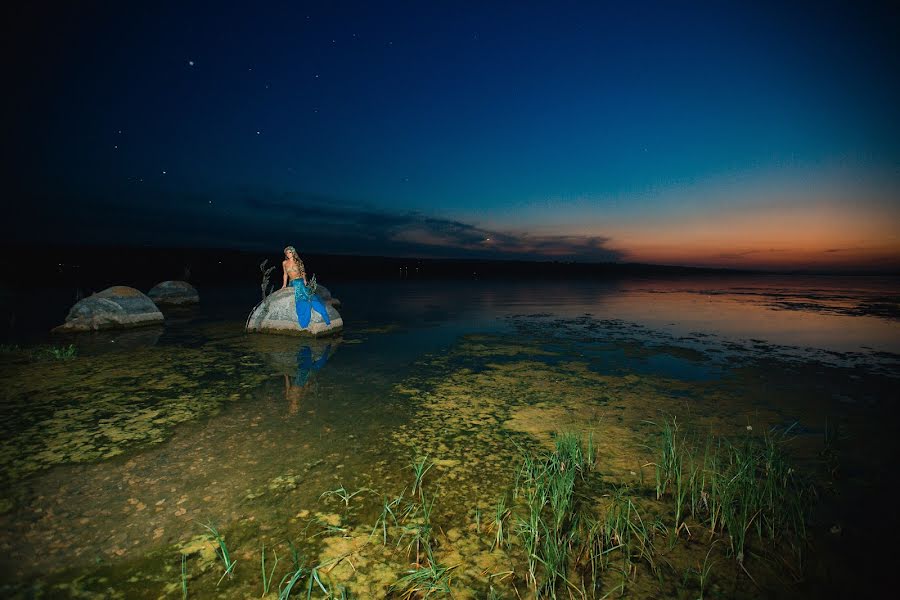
[239,190,623,261]
[10,186,624,262]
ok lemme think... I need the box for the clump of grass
[320,485,367,509]
[688,541,719,599]
[390,545,456,599]
[651,418,813,569]
[261,542,279,596]
[1,343,77,361]
[278,565,308,599]
[410,455,434,500]
[201,522,237,585]
[181,553,188,599]
[371,493,404,545]
[490,493,510,551]
[514,432,594,598]
[37,344,78,360]
[398,493,436,568]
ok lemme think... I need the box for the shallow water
[0,276,898,598]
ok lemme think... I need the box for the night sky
[6,1,900,270]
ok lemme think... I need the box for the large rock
[148,280,199,305]
[246,288,343,337]
[53,286,164,332]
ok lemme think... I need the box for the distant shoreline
[1,243,897,290]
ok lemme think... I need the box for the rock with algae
[53,286,164,332]
[246,287,343,337]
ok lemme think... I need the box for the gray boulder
[148,280,199,305]
[246,287,343,337]
[53,286,164,332]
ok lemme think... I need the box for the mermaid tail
[291,280,332,328]
[294,344,332,386]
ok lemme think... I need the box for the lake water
[1,275,898,598]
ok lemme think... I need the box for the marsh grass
[650,418,812,570]
[389,546,456,599]
[181,553,188,599]
[278,565,307,599]
[261,543,279,596]
[410,455,434,500]
[201,522,237,585]
[1,343,77,361]
[320,486,368,509]
[371,493,404,545]
[171,423,810,598]
[489,493,510,551]
[513,432,596,597]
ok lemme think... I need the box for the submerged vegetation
[0,342,77,361]
[162,425,811,599]
[4,321,875,598]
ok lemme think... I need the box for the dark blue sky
[7,1,899,268]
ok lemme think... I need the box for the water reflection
[283,343,335,414]
[55,326,164,355]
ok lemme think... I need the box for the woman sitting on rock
[281,246,331,328]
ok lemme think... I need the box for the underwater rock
[53,286,164,332]
[246,288,343,337]
[147,280,199,305]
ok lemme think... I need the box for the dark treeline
[1,243,752,292]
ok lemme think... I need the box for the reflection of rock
[68,327,164,354]
[53,286,164,332]
[317,284,341,307]
[246,288,343,337]
[147,280,199,305]
[264,339,338,377]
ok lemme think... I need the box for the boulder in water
[246,288,343,337]
[53,286,164,332]
[148,280,200,305]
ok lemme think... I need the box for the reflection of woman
[281,246,331,328]
[283,344,332,414]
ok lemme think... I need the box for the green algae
[0,318,886,598]
[0,346,269,488]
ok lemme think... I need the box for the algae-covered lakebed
[1,277,898,598]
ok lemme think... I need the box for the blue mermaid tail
[294,344,332,386]
[291,279,332,328]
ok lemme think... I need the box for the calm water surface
[1,276,897,598]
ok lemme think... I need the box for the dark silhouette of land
[1,243,761,292]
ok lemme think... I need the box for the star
[188,60,194,67]
[256,130,261,135]
[114,145,118,149]
[162,170,167,175]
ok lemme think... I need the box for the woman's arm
[281,260,288,289]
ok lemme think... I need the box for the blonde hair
[284,246,299,261]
